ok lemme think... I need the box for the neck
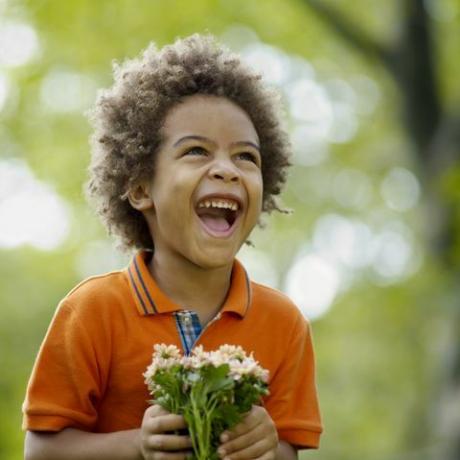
[148,249,233,325]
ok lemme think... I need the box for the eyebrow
[173,135,260,151]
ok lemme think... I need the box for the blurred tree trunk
[301,0,460,458]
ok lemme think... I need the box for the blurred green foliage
[1,1,459,459]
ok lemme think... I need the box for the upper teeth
[197,199,239,211]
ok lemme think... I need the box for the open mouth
[195,197,241,236]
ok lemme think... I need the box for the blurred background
[1,0,459,458]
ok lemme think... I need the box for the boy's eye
[184,146,207,156]
[237,151,259,164]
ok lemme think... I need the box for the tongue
[200,215,231,232]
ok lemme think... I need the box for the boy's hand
[218,405,279,460]
[140,404,193,460]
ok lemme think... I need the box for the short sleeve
[22,300,104,432]
[264,314,323,449]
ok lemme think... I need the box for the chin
[192,247,238,270]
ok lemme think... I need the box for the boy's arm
[25,405,192,460]
[25,428,142,460]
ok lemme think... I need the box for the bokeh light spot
[76,240,130,279]
[381,167,421,212]
[0,159,70,250]
[370,221,417,281]
[40,69,97,113]
[332,168,373,209]
[0,72,9,111]
[285,253,340,320]
[313,214,374,269]
[0,21,39,67]
[241,43,290,86]
[237,246,280,288]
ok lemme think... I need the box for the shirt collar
[126,250,251,317]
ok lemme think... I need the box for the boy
[23,34,323,460]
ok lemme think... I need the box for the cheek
[252,174,264,202]
[152,175,191,206]
[248,177,264,216]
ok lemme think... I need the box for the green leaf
[201,364,233,393]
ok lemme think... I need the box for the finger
[257,451,277,460]
[219,438,271,460]
[146,414,189,434]
[218,424,266,456]
[144,451,192,460]
[144,433,193,451]
[145,404,170,417]
[220,406,261,442]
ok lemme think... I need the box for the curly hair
[86,34,291,251]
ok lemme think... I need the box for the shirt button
[184,316,191,325]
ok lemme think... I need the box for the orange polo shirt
[23,251,323,448]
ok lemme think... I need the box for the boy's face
[138,94,263,270]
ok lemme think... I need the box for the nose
[208,158,240,183]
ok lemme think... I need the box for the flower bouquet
[144,344,269,460]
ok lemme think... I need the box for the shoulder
[66,269,128,301]
[251,281,301,313]
[60,269,129,318]
[249,281,309,329]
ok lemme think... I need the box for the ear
[126,183,154,211]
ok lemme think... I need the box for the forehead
[161,95,259,145]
